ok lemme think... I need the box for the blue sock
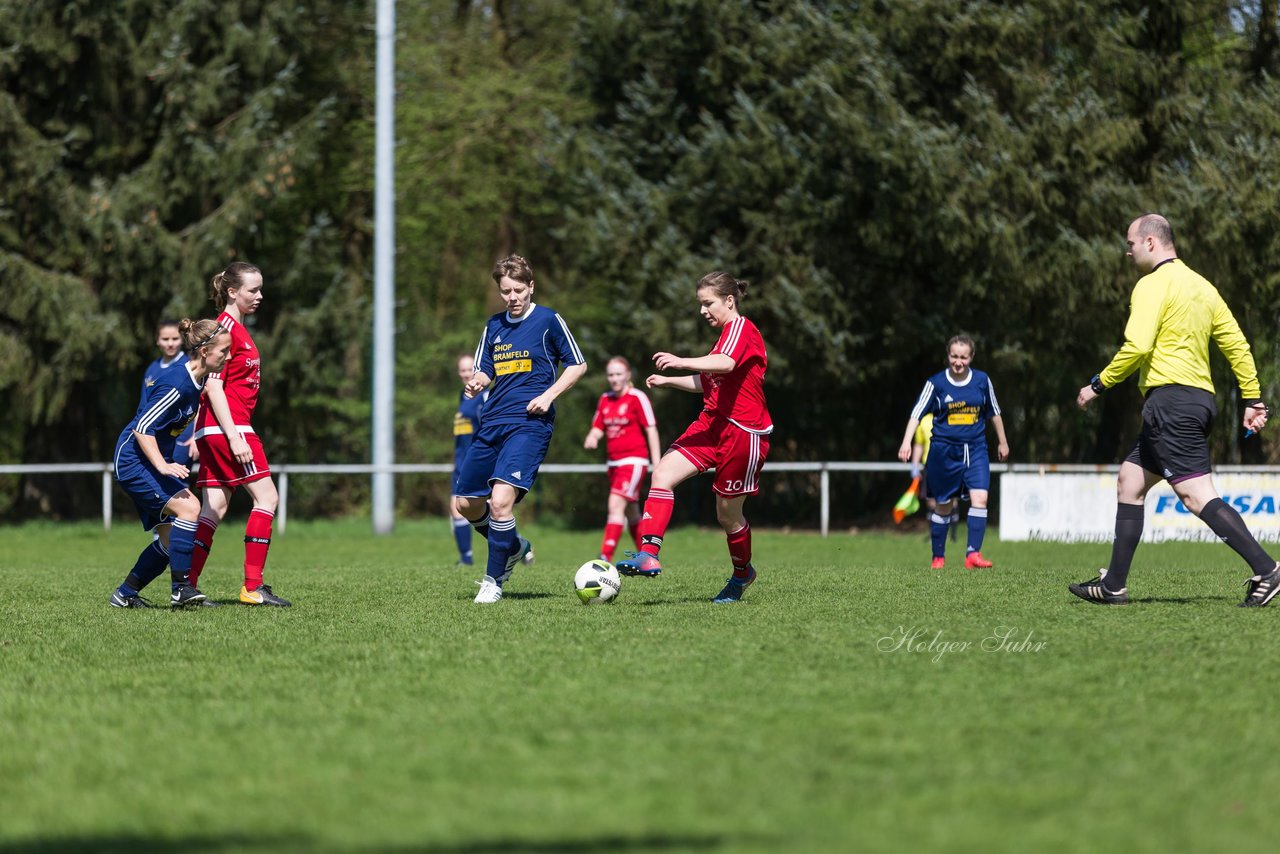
[967,507,988,554]
[471,506,491,540]
[486,518,518,582]
[453,518,473,564]
[168,519,198,588]
[119,540,169,596]
[930,512,950,559]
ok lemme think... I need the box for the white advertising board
[1000,472,1280,542]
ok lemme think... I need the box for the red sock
[188,517,219,587]
[601,520,625,561]
[244,508,274,591]
[727,522,752,579]
[638,488,675,555]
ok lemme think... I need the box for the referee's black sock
[1105,503,1145,592]
[1199,498,1276,576]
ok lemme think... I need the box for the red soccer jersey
[195,311,261,430]
[592,387,656,464]
[701,316,772,433]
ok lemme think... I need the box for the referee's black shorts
[1124,385,1216,483]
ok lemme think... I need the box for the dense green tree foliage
[1,0,369,515]
[5,0,1280,524]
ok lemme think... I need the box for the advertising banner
[1000,472,1280,542]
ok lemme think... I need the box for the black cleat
[1068,569,1129,605]
[170,584,208,608]
[1240,563,1280,608]
[109,591,155,609]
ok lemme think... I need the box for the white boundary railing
[6,462,1280,536]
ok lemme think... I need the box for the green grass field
[1,519,1277,853]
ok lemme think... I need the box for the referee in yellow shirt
[1072,213,1277,607]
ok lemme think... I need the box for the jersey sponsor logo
[494,359,532,375]
[453,413,474,436]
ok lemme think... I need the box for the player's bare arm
[132,431,189,479]
[647,374,701,393]
[991,414,1010,461]
[464,370,491,399]
[654,352,735,374]
[898,418,920,462]
[528,362,588,415]
[204,377,253,464]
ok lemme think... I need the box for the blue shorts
[114,445,190,531]
[453,420,554,502]
[926,441,990,503]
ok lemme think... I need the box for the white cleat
[474,576,503,604]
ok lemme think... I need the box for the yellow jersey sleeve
[1211,293,1261,399]
[1099,276,1163,389]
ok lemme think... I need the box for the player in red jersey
[616,272,772,603]
[582,357,662,562]
[188,261,290,607]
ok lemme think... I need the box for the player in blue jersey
[110,319,232,608]
[897,335,1009,569]
[450,353,486,565]
[454,254,588,603]
[141,319,199,467]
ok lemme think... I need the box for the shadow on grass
[0,834,298,853]
[399,833,731,852]
[0,832,739,853]
[1132,595,1233,604]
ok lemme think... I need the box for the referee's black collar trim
[1152,257,1179,272]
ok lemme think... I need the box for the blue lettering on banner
[1154,494,1280,516]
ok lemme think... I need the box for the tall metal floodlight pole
[372,0,396,534]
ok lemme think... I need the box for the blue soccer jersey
[454,388,485,469]
[116,364,206,468]
[141,354,183,401]
[909,368,1001,446]
[472,303,585,425]
[141,355,195,465]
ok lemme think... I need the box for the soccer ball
[574,559,621,605]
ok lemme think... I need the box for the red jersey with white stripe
[592,387,656,465]
[701,316,772,433]
[195,312,261,431]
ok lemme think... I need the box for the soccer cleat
[170,584,208,608]
[474,575,503,603]
[930,556,946,570]
[240,584,292,607]
[712,566,757,603]
[1240,563,1280,608]
[965,551,993,569]
[1068,569,1129,605]
[616,551,663,577]
[495,537,532,585]
[109,590,154,609]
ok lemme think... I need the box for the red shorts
[195,429,272,488]
[670,413,770,497]
[607,461,649,502]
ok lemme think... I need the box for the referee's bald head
[1131,213,1175,250]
